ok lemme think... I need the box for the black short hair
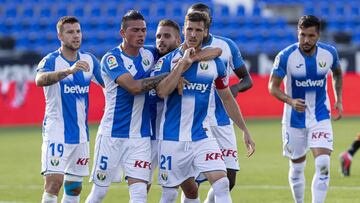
[57,16,79,33]
[121,10,145,30]
[298,15,321,33]
[187,3,212,25]
[185,11,210,30]
[158,19,180,34]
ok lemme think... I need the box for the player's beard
[64,42,80,51]
[301,43,315,54]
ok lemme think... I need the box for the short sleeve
[100,54,128,81]
[90,54,104,86]
[271,52,287,78]
[226,38,245,70]
[214,58,228,89]
[36,56,55,72]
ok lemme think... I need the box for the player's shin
[160,187,179,203]
[61,175,83,203]
[312,155,330,203]
[204,187,215,203]
[42,192,57,203]
[85,184,109,203]
[212,177,232,203]
[289,161,306,203]
[129,182,147,203]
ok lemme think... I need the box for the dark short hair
[121,10,145,30]
[298,15,321,33]
[57,16,79,33]
[187,3,212,25]
[158,19,180,34]
[185,11,210,30]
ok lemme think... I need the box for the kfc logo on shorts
[134,160,151,169]
[205,152,224,161]
[221,149,237,158]
[76,158,89,166]
[312,132,330,140]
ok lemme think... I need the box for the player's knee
[180,181,198,199]
[45,180,63,195]
[129,182,147,203]
[212,177,230,195]
[64,175,83,196]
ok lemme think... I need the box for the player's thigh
[308,119,333,152]
[65,142,90,177]
[193,138,227,183]
[282,125,307,160]
[211,125,239,170]
[90,134,125,187]
[123,138,152,183]
[158,140,195,188]
[149,139,159,184]
[41,140,76,175]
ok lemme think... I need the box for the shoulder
[276,43,299,60]
[79,51,99,62]
[317,42,338,54]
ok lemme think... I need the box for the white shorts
[210,125,240,170]
[282,119,333,160]
[158,138,226,188]
[41,141,90,177]
[149,139,159,184]
[90,134,151,187]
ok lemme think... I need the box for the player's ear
[120,29,126,38]
[57,32,62,41]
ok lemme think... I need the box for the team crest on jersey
[154,59,164,71]
[318,61,327,68]
[200,62,208,70]
[142,58,150,66]
[273,55,280,69]
[96,171,107,181]
[160,172,168,181]
[50,157,60,166]
[38,58,46,69]
[106,55,118,70]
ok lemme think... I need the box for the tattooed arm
[115,72,169,95]
[35,61,90,86]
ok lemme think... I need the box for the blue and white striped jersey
[202,34,246,126]
[154,47,228,141]
[271,42,340,128]
[37,49,104,144]
[98,45,157,138]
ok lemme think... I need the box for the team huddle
[35,2,342,203]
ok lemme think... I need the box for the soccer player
[35,16,104,203]
[84,10,177,203]
[185,3,254,203]
[268,15,343,203]
[339,133,360,176]
[154,11,255,203]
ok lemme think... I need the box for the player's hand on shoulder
[332,101,343,121]
[243,131,255,157]
[69,60,90,74]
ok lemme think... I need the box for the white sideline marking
[0,184,360,190]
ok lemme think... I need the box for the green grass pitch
[0,117,359,202]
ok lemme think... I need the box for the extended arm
[35,61,89,86]
[268,73,306,112]
[192,47,222,62]
[156,48,194,98]
[217,87,255,157]
[230,66,253,97]
[331,66,343,120]
[115,72,169,95]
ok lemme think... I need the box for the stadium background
[0,0,359,202]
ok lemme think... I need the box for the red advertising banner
[0,74,359,126]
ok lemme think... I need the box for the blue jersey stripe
[61,83,80,143]
[141,94,151,136]
[214,92,230,125]
[111,88,133,137]
[163,92,182,141]
[315,78,330,121]
[192,87,210,141]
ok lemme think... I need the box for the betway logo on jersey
[295,79,325,87]
[64,84,89,94]
[184,83,208,93]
